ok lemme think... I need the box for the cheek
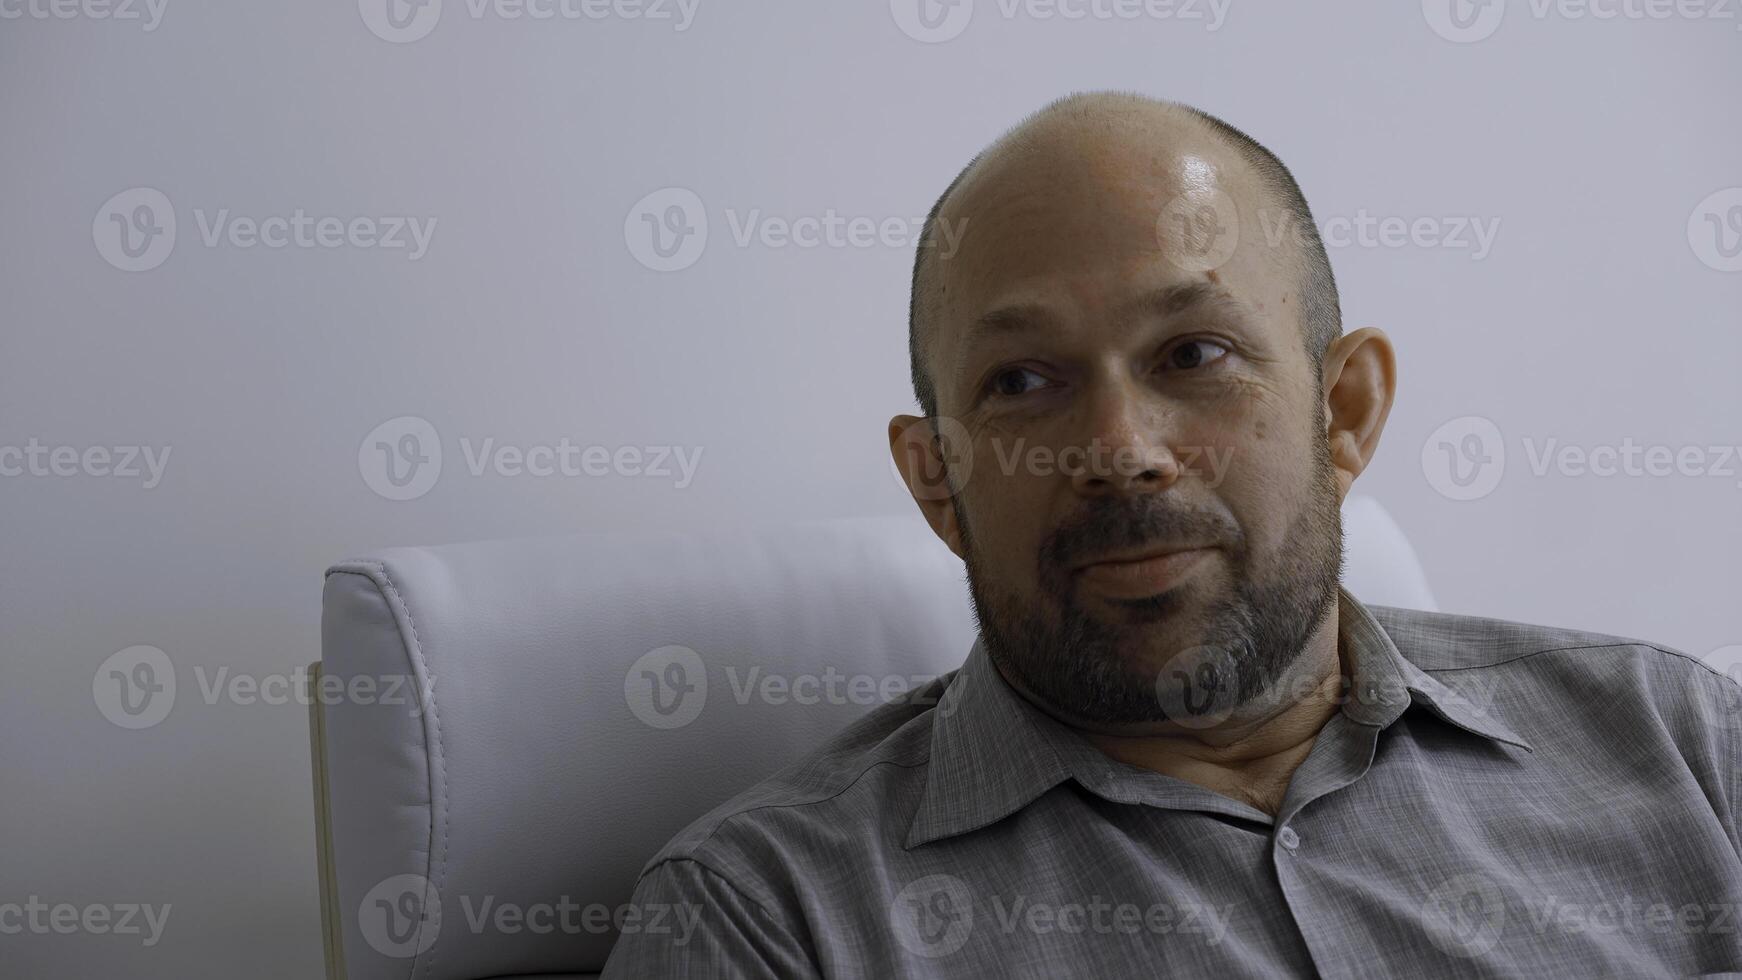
[1205,394,1324,550]
[959,464,1051,585]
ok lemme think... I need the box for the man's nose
[1065,383,1183,497]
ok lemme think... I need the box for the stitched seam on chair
[336,561,449,980]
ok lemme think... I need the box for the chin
[1090,594,1225,669]
[1087,577,1204,627]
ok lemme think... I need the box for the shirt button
[1277,826,1300,850]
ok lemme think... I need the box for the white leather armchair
[308,499,1436,979]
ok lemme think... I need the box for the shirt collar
[900,630,1080,849]
[905,586,1531,849]
[1335,587,1532,753]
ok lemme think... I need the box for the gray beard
[955,454,1344,727]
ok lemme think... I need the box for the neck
[1022,609,1347,816]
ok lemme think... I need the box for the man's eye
[988,367,1050,398]
[1164,340,1231,371]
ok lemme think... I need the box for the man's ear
[1320,327,1397,500]
[888,414,965,559]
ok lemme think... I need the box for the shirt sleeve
[599,857,821,979]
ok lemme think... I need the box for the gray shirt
[601,588,1742,978]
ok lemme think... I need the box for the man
[602,92,1742,977]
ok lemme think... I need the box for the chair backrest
[310,499,1436,980]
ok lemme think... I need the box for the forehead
[925,127,1299,380]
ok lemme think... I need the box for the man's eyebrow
[962,300,1058,348]
[963,279,1244,350]
[1129,280,1253,322]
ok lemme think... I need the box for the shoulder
[1367,603,1738,732]
[634,672,954,896]
[1367,602,1707,671]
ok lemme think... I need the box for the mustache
[1039,495,1242,576]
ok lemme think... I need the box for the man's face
[921,122,1344,731]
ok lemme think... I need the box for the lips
[1073,545,1213,600]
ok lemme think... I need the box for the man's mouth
[1072,545,1214,600]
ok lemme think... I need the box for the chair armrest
[308,661,347,980]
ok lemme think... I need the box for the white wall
[2,1,1738,975]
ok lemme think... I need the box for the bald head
[907,92,1340,419]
